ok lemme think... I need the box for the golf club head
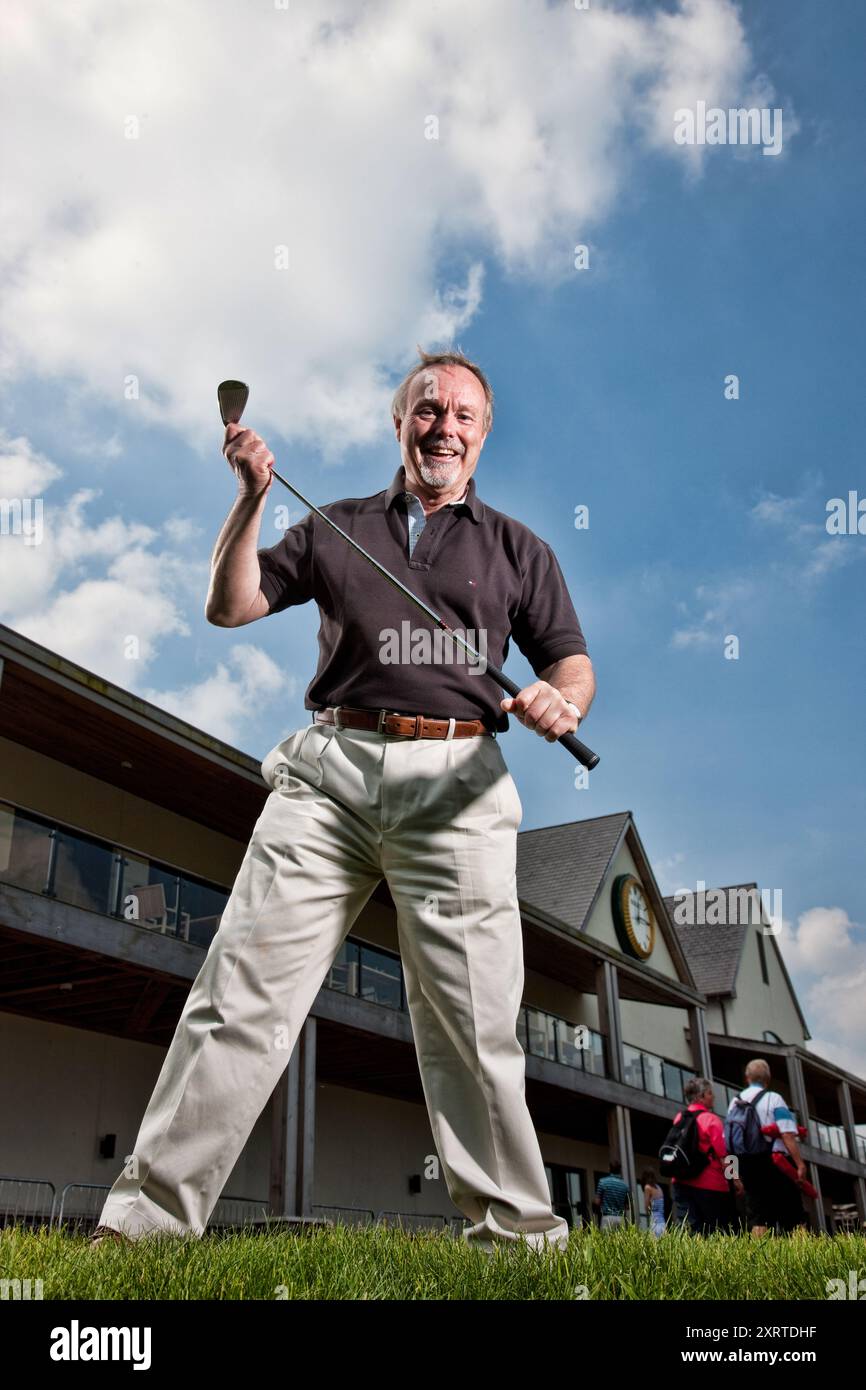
[218,380,249,427]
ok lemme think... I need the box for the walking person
[91,349,595,1254]
[593,1161,631,1230]
[725,1059,808,1236]
[640,1168,667,1238]
[663,1078,743,1235]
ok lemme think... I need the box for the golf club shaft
[267,463,600,771]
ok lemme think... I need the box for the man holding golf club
[93,349,595,1254]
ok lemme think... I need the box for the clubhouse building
[1,622,864,1235]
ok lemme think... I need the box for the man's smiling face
[394,364,489,502]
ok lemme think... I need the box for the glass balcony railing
[623,1043,695,1104]
[0,800,229,950]
[809,1117,850,1159]
[716,1079,743,1114]
[518,1008,607,1076]
[324,939,405,1012]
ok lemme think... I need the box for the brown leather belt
[313,705,493,739]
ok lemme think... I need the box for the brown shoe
[88,1224,131,1248]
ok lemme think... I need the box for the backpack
[658,1107,710,1180]
[724,1087,773,1157]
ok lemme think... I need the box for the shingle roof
[516,812,630,932]
[666,884,811,1039]
[663,884,758,996]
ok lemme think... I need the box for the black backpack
[659,1107,711,1180]
[724,1087,773,1157]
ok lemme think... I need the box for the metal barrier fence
[313,1205,375,1226]
[1,1176,468,1239]
[52,1185,273,1234]
[0,1177,56,1231]
[54,1183,111,1233]
[208,1195,272,1230]
[375,1210,451,1232]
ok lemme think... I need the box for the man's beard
[417,455,463,490]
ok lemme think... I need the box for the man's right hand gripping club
[222,422,275,500]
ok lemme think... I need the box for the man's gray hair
[391,346,494,433]
[745,1058,771,1086]
[684,1076,712,1103]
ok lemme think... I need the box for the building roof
[0,622,269,840]
[516,812,631,933]
[664,895,749,997]
[665,884,811,1041]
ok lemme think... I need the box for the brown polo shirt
[256,464,589,733]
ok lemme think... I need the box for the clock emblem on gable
[611,874,656,960]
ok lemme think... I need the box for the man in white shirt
[728,1058,807,1235]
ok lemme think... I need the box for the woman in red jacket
[672,1078,744,1235]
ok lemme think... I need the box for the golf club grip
[492,666,600,770]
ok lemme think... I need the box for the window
[0,806,52,894]
[0,799,229,950]
[51,830,115,915]
[179,876,229,947]
[545,1163,587,1228]
[359,945,402,1010]
[622,1044,645,1089]
[326,940,360,995]
[756,930,769,985]
[526,1008,557,1062]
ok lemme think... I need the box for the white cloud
[801,540,857,582]
[778,906,861,977]
[0,0,771,451]
[776,906,866,1075]
[750,486,862,584]
[750,494,801,526]
[140,644,291,744]
[670,577,755,649]
[162,516,202,544]
[0,431,63,496]
[0,430,290,747]
[671,481,864,649]
[0,431,196,681]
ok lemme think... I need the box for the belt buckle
[333,705,344,730]
[377,708,396,734]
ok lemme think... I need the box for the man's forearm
[539,654,596,720]
[205,490,270,625]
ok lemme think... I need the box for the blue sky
[1,0,863,1071]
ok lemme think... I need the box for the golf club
[217,380,600,771]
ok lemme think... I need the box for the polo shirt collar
[384,465,483,522]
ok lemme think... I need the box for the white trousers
[98,721,570,1252]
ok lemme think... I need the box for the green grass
[2,1223,864,1300]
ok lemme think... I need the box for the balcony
[324,939,406,1012]
[623,1043,695,1104]
[325,951,609,1080]
[0,800,609,1078]
[0,800,229,950]
[518,1008,606,1077]
[809,1117,850,1160]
